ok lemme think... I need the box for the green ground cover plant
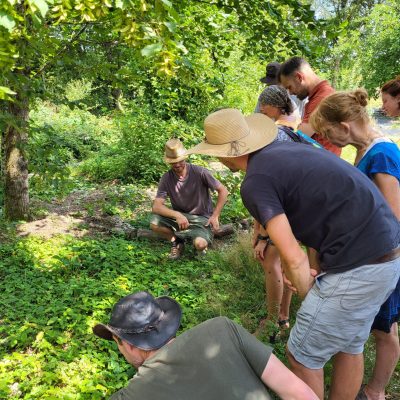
[0,233,268,399]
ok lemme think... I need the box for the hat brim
[260,76,277,85]
[163,154,188,164]
[186,113,277,158]
[93,296,182,351]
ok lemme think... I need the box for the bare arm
[373,173,400,219]
[261,354,319,400]
[297,122,315,137]
[206,184,229,230]
[152,198,189,230]
[266,214,313,299]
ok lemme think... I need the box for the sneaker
[196,248,207,259]
[168,240,184,260]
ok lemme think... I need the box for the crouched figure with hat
[150,138,228,260]
[93,291,318,400]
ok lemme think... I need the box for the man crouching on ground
[150,138,228,260]
[93,290,318,399]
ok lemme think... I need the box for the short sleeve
[369,152,400,182]
[241,174,284,227]
[156,174,169,199]
[200,168,221,191]
[230,320,272,377]
[109,388,128,400]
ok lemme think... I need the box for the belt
[373,247,400,264]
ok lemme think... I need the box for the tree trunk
[111,88,124,111]
[3,94,29,220]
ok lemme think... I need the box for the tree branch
[34,23,89,76]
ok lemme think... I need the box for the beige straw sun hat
[163,138,188,163]
[186,108,277,158]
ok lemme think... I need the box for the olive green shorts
[150,213,213,245]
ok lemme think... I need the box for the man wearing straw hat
[186,108,400,400]
[150,138,228,260]
[93,290,318,399]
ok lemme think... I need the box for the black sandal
[278,319,290,329]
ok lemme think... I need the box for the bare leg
[364,323,399,400]
[329,352,363,400]
[287,350,324,400]
[261,245,284,323]
[193,237,208,251]
[150,223,175,241]
[279,285,293,324]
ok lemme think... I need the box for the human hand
[283,269,319,296]
[176,214,189,230]
[206,215,219,231]
[254,240,268,261]
[282,272,297,293]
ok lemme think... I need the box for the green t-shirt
[110,317,273,400]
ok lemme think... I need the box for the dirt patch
[17,185,152,239]
[17,214,85,239]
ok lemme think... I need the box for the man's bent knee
[193,237,208,250]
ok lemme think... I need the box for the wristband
[257,234,269,241]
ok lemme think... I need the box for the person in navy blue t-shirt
[187,108,400,400]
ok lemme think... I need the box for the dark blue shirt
[241,142,400,273]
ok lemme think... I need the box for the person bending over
[311,89,400,400]
[187,108,400,400]
[93,291,318,400]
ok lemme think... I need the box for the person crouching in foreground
[93,290,318,400]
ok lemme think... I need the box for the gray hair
[258,85,293,115]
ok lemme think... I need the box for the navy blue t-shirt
[241,142,400,273]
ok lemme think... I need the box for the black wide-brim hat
[260,62,281,85]
[93,291,182,351]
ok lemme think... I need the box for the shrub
[79,102,203,184]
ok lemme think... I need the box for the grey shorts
[150,213,213,245]
[287,257,400,369]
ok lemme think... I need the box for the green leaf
[163,21,176,33]
[32,0,49,18]
[0,12,15,31]
[115,0,123,9]
[160,0,172,8]
[141,42,163,57]
[0,86,16,97]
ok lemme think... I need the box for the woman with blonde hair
[311,88,400,400]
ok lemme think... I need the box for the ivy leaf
[0,12,15,31]
[141,42,163,57]
[32,0,49,18]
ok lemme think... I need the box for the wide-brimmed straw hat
[93,291,182,351]
[164,138,188,163]
[186,108,277,158]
